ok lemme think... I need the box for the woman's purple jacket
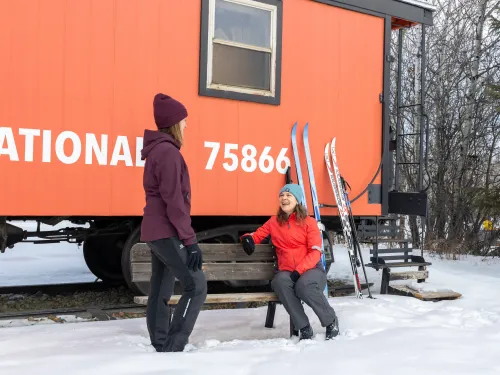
[139,129,197,246]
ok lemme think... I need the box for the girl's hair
[159,122,183,147]
[276,203,308,225]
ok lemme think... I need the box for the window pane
[212,43,271,91]
[214,0,272,49]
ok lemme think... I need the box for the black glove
[185,243,203,271]
[290,270,300,283]
[241,235,255,256]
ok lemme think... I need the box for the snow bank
[0,244,499,374]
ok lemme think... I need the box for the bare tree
[388,0,500,256]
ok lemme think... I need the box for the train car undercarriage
[0,215,340,295]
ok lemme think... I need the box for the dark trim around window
[198,0,283,105]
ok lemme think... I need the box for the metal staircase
[388,26,429,218]
[358,215,431,294]
[355,24,433,294]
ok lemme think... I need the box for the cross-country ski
[324,139,363,299]
[291,122,308,208]
[303,123,329,298]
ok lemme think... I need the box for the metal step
[369,248,411,254]
[362,238,411,244]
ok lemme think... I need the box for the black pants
[146,237,207,352]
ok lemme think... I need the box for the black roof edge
[312,0,434,26]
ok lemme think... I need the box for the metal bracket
[368,184,382,204]
[388,191,428,216]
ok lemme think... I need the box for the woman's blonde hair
[276,203,308,226]
[159,122,183,147]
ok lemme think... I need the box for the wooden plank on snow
[389,270,429,280]
[388,285,462,301]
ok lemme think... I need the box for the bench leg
[290,318,299,337]
[417,265,426,283]
[380,268,390,294]
[265,301,276,328]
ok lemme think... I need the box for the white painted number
[222,143,238,172]
[241,144,257,172]
[204,141,290,174]
[259,146,274,173]
[204,141,220,170]
[276,148,290,174]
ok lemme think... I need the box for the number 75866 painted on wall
[204,141,291,174]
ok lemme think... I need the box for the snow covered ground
[1,222,500,374]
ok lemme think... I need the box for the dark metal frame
[381,14,392,216]
[394,24,427,193]
[311,0,433,25]
[395,28,403,191]
[419,25,427,191]
[198,0,283,105]
[390,20,429,217]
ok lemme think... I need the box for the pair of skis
[290,123,373,300]
[291,122,328,298]
[325,138,373,299]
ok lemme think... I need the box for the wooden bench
[130,242,299,336]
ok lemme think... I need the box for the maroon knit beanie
[153,93,188,129]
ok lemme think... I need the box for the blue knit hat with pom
[279,184,304,205]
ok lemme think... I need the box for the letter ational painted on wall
[0,126,144,167]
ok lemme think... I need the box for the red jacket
[246,213,323,274]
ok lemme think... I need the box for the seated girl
[240,184,339,340]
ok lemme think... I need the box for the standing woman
[140,93,207,353]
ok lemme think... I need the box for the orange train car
[0,0,434,292]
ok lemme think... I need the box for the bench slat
[365,261,431,269]
[131,262,276,282]
[131,243,276,262]
[134,292,279,305]
[370,249,411,254]
[371,255,411,261]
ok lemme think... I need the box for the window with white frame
[200,0,283,105]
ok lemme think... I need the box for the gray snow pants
[271,268,337,331]
[146,237,207,352]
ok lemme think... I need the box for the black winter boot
[299,324,314,340]
[325,318,339,340]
